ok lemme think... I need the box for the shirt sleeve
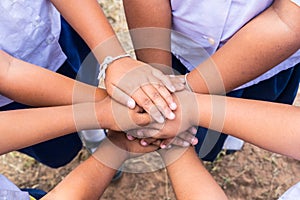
[291,0,300,6]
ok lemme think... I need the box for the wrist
[92,136,128,169]
[98,54,132,88]
[185,73,192,91]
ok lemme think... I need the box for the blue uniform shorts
[0,17,92,168]
[172,54,300,161]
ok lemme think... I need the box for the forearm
[50,0,125,61]
[0,51,107,106]
[43,139,128,200]
[196,94,300,159]
[123,0,172,73]
[43,156,117,200]
[0,101,108,155]
[188,0,300,94]
[43,132,152,200]
[166,147,227,200]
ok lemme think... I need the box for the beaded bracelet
[185,73,192,91]
[97,53,131,87]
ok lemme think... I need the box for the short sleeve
[291,0,300,6]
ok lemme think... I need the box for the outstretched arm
[195,93,300,160]
[161,147,228,200]
[0,96,152,155]
[187,0,300,94]
[135,90,300,160]
[42,131,158,200]
[0,50,106,106]
[124,0,300,94]
[123,0,172,73]
[50,0,183,123]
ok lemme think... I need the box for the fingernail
[157,116,165,123]
[191,127,197,134]
[169,85,176,92]
[141,140,148,146]
[137,130,143,137]
[169,102,177,110]
[182,141,190,147]
[160,144,167,149]
[127,99,136,109]
[168,112,175,120]
[167,145,172,149]
[192,138,198,145]
[126,134,135,141]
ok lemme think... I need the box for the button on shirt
[0,0,66,106]
[171,0,300,89]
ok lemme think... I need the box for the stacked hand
[102,57,199,149]
[105,57,185,123]
[125,90,199,148]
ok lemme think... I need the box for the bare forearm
[0,102,106,154]
[166,147,227,200]
[50,0,125,61]
[123,0,172,72]
[0,51,107,106]
[196,94,300,159]
[44,156,116,200]
[188,0,300,94]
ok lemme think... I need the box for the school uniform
[170,0,300,161]
[0,1,93,168]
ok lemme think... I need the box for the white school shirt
[291,0,300,6]
[0,0,66,106]
[171,0,300,90]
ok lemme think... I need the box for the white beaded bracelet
[184,73,192,91]
[97,53,131,87]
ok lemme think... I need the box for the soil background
[0,1,300,199]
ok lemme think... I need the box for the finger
[130,111,153,126]
[160,136,192,148]
[140,138,160,146]
[131,88,165,123]
[170,137,191,147]
[177,132,198,146]
[169,75,186,91]
[126,129,156,139]
[141,83,175,120]
[135,129,162,139]
[152,83,177,111]
[160,138,174,149]
[126,133,136,141]
[151,69,176,92]
[110,84,136,109]
[188,126,198,135]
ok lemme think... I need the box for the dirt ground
[0,1,300,199]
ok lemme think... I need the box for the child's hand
[107,130,160,157]
[92,131,159,170]
[124,90,199,146]
[105,58,185,123]
[95,96,153,131]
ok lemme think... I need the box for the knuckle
[142,97,153,108]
